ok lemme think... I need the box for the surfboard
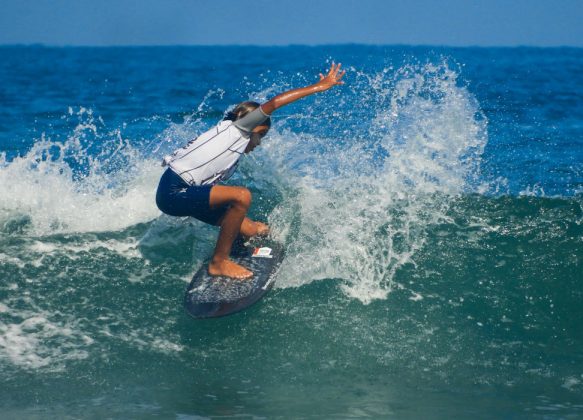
[184,239,284,319]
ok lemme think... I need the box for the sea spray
[259,62,487,302]
[0,108,161,235]
[0,61,487,302]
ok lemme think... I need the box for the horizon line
[1,42,582,50]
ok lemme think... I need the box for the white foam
[0,108,162,235]
[0,304,92,371]
[562,376,582,390]
[27,238,142,259]
[0,253,26,268]
[259,62,487,303]
[409,292,424,302]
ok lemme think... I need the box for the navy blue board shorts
[156,168,228,225]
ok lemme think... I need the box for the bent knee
[233,187,252,209]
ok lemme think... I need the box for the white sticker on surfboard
[252,247,273,258]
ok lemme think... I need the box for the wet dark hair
[224,101,271,128]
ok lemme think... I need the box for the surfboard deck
[184,239,284,319]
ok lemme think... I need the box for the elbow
[261,102,275,115]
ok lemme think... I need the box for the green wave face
[1,194,582,417]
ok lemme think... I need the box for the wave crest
[259,62,488,302]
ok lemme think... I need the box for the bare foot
[254,221,270,237]
[208,258,253,280]
[240,218,270,238]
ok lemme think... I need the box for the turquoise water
[0,45,582,418]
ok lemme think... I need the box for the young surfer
[156,63,345,279]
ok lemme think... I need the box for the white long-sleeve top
[162,107,269,186]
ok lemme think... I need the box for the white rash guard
[162,106,269,186]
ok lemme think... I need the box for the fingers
[328,63,343,79]
[328,62,341,75]
[319,63,345,85]
[328,63,335,75]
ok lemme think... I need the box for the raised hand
[261,62,347,114]
[317,63,346,91]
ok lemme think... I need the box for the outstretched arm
[260,63,345,115]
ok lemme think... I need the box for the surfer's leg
[240,218,270,238]
[207,185,253,279]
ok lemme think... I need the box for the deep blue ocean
[0,45,582,418]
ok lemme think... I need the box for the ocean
[0,45,582,418]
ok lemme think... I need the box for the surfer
[156,63,345,279]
